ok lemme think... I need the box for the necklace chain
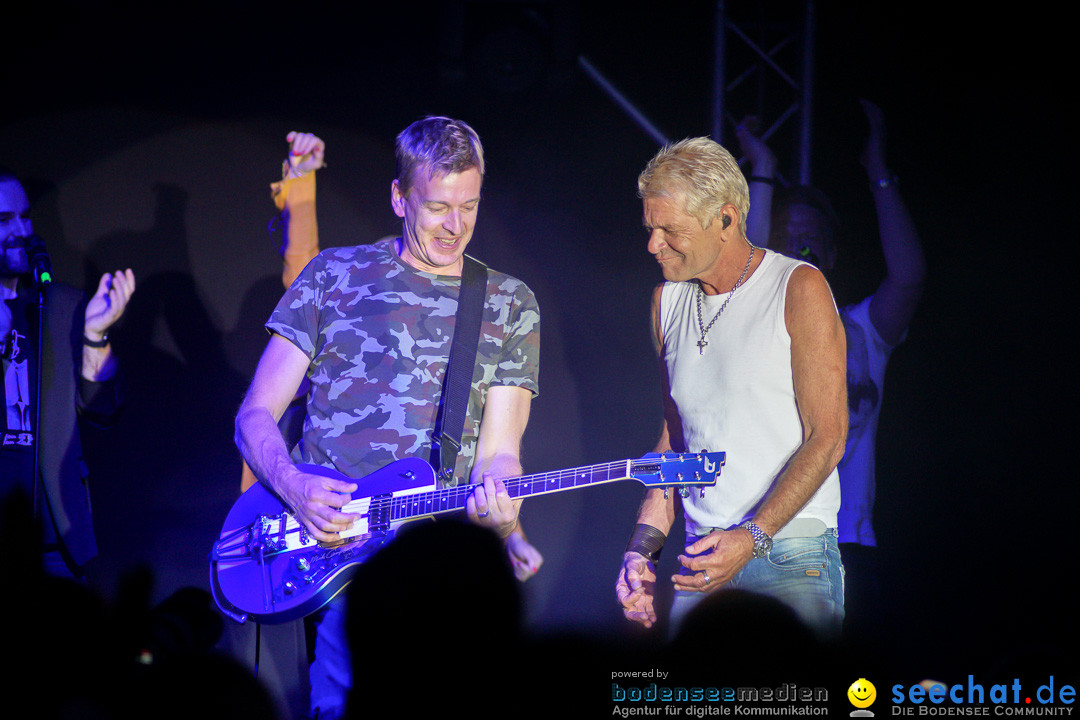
[695,246,755,354]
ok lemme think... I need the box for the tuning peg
[678,487,690,498]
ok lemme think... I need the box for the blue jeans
[669,530,845,640]
[309,596,351,720]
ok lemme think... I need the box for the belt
[689,517,831,541]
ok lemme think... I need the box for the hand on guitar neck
[466,472,520,539]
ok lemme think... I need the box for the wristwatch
[740,520,773,558]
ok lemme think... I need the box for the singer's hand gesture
[84,269,136,342]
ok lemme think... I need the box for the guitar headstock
[631,451,725,493]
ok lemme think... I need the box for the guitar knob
[283,581,297,595]
[296,557,310,572]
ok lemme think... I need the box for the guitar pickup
[365,494,392,533]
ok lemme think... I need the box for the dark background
[3,0,1074,706]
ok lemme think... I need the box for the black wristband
[626,523,667,563]
[83,334,109,348]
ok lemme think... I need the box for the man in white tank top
[615,137,849,640]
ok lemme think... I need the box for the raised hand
[859,99,889,180]
[285,131,326,177]
[84,268,136,341]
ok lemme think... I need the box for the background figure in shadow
[668,589,823,686]
[3,486,278,719]
[343,520,522,716]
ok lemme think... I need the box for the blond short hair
[395,116,485,194]
[637,137,749,235]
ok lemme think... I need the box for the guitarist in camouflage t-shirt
[235,117,540,720]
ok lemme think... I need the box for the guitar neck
[509,459,642,500]
[383,459,650,523]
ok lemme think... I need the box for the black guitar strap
[432,254,488,486]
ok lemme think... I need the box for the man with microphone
[1,166,135,580]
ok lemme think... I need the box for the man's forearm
[81,344,118,382]
[235,404,296,495]
[470,450,522,484]
[751,428,845,538]
[635,487,678,537]
[873,185,925,288]
[634,419,680,537]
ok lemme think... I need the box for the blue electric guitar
[209,451,724,624]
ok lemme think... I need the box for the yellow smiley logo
[848,678,877,708]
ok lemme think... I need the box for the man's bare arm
[753,264,848,535]
[235,334,359,542]
[860,100,926,347]
[617,284,680,627]
[467,385,533,538]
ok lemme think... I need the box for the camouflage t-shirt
[267,238,540,487]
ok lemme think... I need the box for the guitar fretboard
[378,458,649,522]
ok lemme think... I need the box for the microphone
[796,245,819,267]
[25,235,52,288]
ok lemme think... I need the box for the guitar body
[210,457,437,624]
[210,451,724,624]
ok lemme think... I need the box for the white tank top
[659,250,840,536]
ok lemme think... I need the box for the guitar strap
[432,254,488,486]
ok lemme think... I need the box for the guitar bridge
[364,494,393,533]
[212,511,310,563]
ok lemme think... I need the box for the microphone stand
[32,280,46,522]
[25,236,52,523]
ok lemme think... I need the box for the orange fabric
[271,172,321,288]
[241,462,258,492]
